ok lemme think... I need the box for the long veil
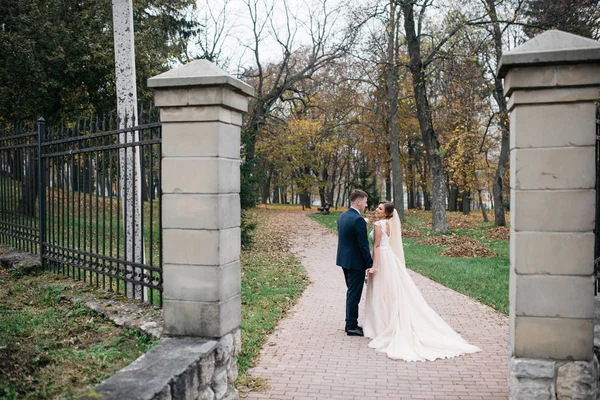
[389,209,406,265]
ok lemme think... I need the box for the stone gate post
[148,60,254,338]
[498,31,600,399]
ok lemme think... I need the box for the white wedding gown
[363,214,481,361]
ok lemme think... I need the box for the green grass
[0,182,163,304]
[238,209,309,387]
[309,211,343,232]
[0,269,159,399]
[309,210,509,314]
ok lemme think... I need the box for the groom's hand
[367,267,377,275]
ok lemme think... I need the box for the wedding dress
[362,210,481,361]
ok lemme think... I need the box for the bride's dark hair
[379,201,395,219]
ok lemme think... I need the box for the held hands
[367,266,377,275]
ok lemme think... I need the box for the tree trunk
[400,0,448,232]
[262,181,270,204]
[319,187,327,207]
[407,138,417,209]
[18,150,38,218]
[478,189,489,222]
[485,0,509,227]
[386,1,405,220]
[448,183,459,212]
[423,187,431,211]
[385,168,392,201]
[461,191,471,215]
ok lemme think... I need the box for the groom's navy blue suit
[336,208,373,331]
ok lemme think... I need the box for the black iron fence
[0,123,40,252]
[0,109,163,305]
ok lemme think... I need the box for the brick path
[245,213,509,400]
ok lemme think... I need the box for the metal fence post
[37,117,46,269]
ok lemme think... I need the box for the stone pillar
[148,60,254,338]
[498,31,600,399]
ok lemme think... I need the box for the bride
[363,201,481,361]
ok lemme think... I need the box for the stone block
[162,122,240,159]
[557,64,600,87]
[198,387,215,400]
[514,275,594,319]
[556,360,599,400]
[509,103,597,150]
[163,295,241,338]
[163,228,240,266]
[171,363,200,400]
[199,352,216,386]
[504,66,557,93]
[509,376,555,400]
[222,387,239,400]
[160,106,237,124]
[232,329,242,357]
[512,190,595,232]
[498,30,600,80]
[227,357,238,383]
[215,333,234,366]
[147,59,254,97]
[81,338,217,400]
[163,261,241,303]
[513,232,594,275]
[514,316,594,360]
[504,64,600,93]
[211,369,228,399]
[155,87,249,112]
[510,147,594,190]
[162,158,240,195]
[162,194,240,230]
[511,357,556,379]
[509,268,517,355]
[508,87,600,111]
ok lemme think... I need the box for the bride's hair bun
[382,202,395,219]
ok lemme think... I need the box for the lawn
[0,268,158,400]
[309,210,509,314]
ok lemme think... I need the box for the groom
[336,189,373,336]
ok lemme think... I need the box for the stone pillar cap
[497,30,600,78]
[148,59,255,97]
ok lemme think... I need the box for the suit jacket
[336,208,373,270]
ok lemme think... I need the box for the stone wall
[80,330,241,400]
[509,357,599,400]
[498,30,600,400]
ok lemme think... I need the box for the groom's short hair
[350,189,368,203]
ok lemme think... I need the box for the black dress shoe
[346,326,364,334]
[346,327,364,336]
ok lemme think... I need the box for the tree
[523,0,600,39]
[384,0,405,220]
[0,0,198,122]
[398,0,450,232]
[239,0,358,209]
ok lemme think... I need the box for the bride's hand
[368,267,377,275]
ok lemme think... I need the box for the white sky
[192,0,347,74]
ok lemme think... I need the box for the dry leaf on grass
[419,234,479,247]
[401,226,422,238]
[440,242,498,258]
[488,227,509,241]
[419,233,497,258]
